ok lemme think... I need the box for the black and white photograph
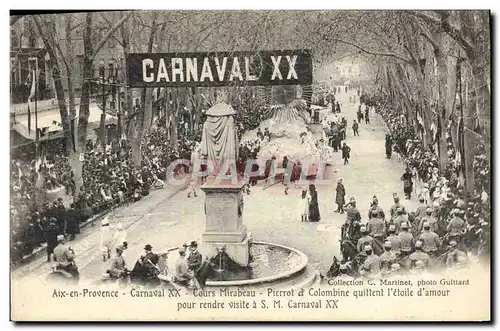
[8,9,491,321]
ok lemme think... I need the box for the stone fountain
[171,101,315,288]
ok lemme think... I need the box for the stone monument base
[200,181,250,267]
[202,224,247,243]
[199,236,251,267]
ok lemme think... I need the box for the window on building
[108,59,115,78]
[11,58,18,87]
[28,57,38,73]
[10,29,19,48]
[99,59,105,78]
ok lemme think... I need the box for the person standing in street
[357,107,363,123]
[352,120,359,136]
[100,217,113,261]
[308,184,321,222]
[335,178,346,213]
[43,216,59,263]
[341,143,351,165]
[385,134,393,159]
[298,189,311,222]
[65,203,80,241]
[364,106,370,124]
[401,167,413,199]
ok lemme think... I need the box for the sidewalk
[11,176,189,280]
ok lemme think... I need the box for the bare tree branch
[93,11,133,57]
[327,37,414,64]
[408,10,476,56]
[10,15,22,26]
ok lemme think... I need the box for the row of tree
[11,10,490,193]
[312,11,490,192]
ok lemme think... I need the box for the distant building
[10,15,122,149]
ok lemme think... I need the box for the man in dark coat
[357,108,363,123]
[187,241,202,272]
[385,134,393,159]
[401,168,413,199]
[335,178,346,213]
[54,198,67,234]
[42,216,59,262]
[65,203,80,241]
[341,143,351,165]
[352,120,359,137]
[144,244,159,265]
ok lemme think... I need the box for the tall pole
[117,84,122,140]
[100,78,106,149]
[34,69,39,158]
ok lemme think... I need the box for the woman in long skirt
[308,184,321,222]
[298,189,310,222]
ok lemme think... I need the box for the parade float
[239,99,335,178]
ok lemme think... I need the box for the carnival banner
[126,50,313,88]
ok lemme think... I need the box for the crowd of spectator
[10,99,278,265]
[372,98,491,258]
[10,118,198,264]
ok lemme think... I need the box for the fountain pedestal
[200,182,250,267]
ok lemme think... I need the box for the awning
[11,103,117,140]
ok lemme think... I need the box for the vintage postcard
[9,10,491,321]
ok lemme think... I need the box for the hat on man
[339,264,348,271]
[178,246,186,254]
[388,224,396,232]
[449,241,457,247]
[415,241,423,249]
[360,226,367,233]
[144,244,153,251]
[384,241,392,248]
[423,222,430,229]
[401,222,409,229]
[190,241,198,248]
[364,245,373,252]
[56,235,65,242]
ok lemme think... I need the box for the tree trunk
[33,16,73,157]
[432,31,450,171]
[76,13,95,191]
[120,18,133,140]
[170,88,179,149]
[131,113,142,166]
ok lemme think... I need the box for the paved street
[13,88,419,285]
